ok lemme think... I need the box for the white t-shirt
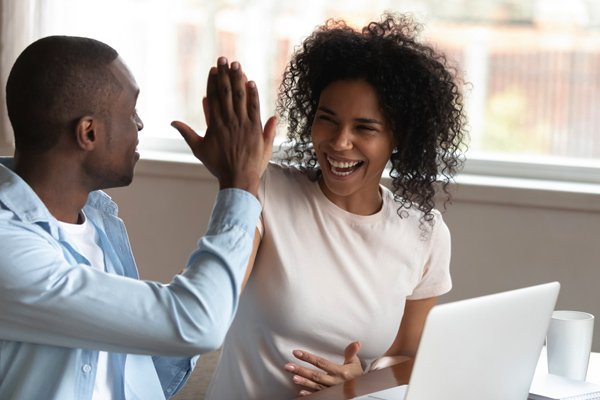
[57,214,114,400]
[206,164,452,399]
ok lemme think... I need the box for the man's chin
[123,175,134,186]
[113,170,135,188]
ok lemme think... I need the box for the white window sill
[450,174,600,213]
[136,153,600,213]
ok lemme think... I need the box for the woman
[206,13,467,399]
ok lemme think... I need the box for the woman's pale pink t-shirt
[206,163,452,399]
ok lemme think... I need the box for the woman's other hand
[284,341,363,396]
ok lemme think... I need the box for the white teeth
[327,157,360,169]
[332,170,353,176]
[326,156,361,176]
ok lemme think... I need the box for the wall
[443,185,600,317]
[107,158,600,351]
[106,159,219,281]
[0,108,11,156]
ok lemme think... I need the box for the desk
[298,350,600,400]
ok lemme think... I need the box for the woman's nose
[330,128,352,150]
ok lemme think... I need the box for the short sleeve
[407,213,452,300]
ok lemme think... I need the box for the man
[0,35,276,399]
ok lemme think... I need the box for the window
[3,0,600,182]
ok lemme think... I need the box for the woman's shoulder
[260,162,316,202]
[258,163,324,220]
[380,185,447,228]
[265,162,315,184]
[267,161,300,175]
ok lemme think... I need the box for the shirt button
[82,364,92,373]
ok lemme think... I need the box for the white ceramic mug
[546,310,595,381]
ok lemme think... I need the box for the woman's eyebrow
[355,117,384,125]
[318,106,384,125]
[317,106,336,115]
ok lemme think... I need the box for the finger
[216,56,234,120]
[344,341,361,364]
[202,97,210,126]
[246,80,261,124]
[260,116,278,171]
[291,373,328,391]
[171,120,203,149]
[229,61,247,120]
[299,390,313,397]
[286,363,324,381]
[285,363,339,387]
[206,66,222,127]
[263,116,278,153]
[285,363,345,390]
[293,350,336,373]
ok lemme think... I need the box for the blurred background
[2,0,600,175]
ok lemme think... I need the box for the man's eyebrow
[317,106,384,125]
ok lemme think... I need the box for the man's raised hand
[172,57,277,196]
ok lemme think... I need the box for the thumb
[263,116,278,155]
[202,97,210,126]
[344,341,361,365]
[171,120,203,149]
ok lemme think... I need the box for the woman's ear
[75,116,97,151]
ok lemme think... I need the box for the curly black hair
[276,13,468,221]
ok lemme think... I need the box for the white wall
[108,158,600,351]
[0,117,12,156]
[443,186,600,316]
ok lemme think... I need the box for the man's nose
[136,115,144,131]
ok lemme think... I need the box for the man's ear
[75,116,98,151]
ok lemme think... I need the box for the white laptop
[355,282,560,400]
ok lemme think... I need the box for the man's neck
[15,154,90,224]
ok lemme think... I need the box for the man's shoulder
[0,203,60,257]
[0,164,54,225]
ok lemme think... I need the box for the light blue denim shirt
[0,158,261,399]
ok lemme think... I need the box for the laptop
[355,282,560,400]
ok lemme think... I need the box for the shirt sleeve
[0,188,260,356]
[152,354,199,398]
[406,213,453,300]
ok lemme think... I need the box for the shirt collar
[0,158,118,230]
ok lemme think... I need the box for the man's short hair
[6,35,121,153]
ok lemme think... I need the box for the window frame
[2,0,600,190]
